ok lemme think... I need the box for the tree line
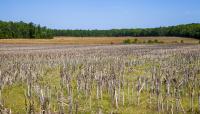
[0,21,53,39]
[53,23,200,39]
[0,20,200,39]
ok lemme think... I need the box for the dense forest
[0,21,53,39]
[0,20,200,39]
[53,24,200,39]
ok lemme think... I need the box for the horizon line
[1,20,199,30]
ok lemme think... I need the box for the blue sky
[0,0,200,29]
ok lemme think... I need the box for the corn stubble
[0,44,200,114]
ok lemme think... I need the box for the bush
[132,39,138,43]
[123,39,131,44]
[180,40,184,43]
[143,41,146,43]
[154,39,158,43]
[147,40,153,44]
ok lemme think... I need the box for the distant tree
[0,21,53,39]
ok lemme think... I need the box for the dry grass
[0,36,199,45]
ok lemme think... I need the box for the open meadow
[0,41,200,114]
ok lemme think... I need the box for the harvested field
[0,44,200,114]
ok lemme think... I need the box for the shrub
[180,40,184,43]
[147,40,153,44]
[154,39,158,43]
[132,39,138,43]
[123,39,131,44]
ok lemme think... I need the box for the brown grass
[0,36,199,45]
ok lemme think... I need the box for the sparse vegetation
[1,1,200,114]
[123,38,168,44]
[123,39,131,44]
[132,38,138,43]
[0,44,200,113]
[147,40,153,44]
[181,40,184,43]
[154,39,158,43]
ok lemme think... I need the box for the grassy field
[0,37,199,44]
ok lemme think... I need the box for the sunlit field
[1,0,200,113]
[0,37,199,45]
[0,43,200,114]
